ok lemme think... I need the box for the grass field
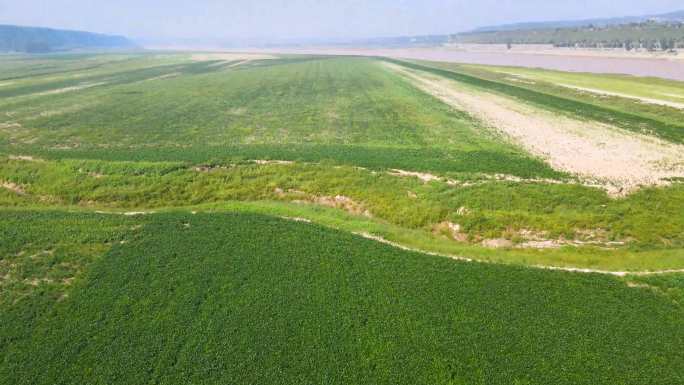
[2,157,684,270]
[2,211,683,385]
[2,52,684,269]
[2,51,684,383]
[1,54,557,178]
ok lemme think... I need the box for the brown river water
[246,47,684,81]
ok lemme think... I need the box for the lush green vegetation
[0,54,558,178]
[3,52,684,382]
[2,53,684,270]
[2,211,682,384]
[1,157,683,270]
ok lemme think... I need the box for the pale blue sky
[1,0,682,40]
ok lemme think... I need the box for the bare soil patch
[252,159,294,165]
[0,122,26,142]
[294,194,372,217]
[389,169,441,183]
[8,155,43,162]
[386,62,684,195]
[313,195,372,217]
[33,82,107,97]
[190,53,276,62]
[389,168,568,188]
[280,216,312,223]
[481,238,514,248]
[1,180,26,195]
[433,221,469,242]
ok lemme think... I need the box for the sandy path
[558,84,684,110]
[385,62,684,195]
[33,82,107,97]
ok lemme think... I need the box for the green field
[2,52,684,383]
[1,54,559,177]
[3,53,683,269]
[2,211,683,384]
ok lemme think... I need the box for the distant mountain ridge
[474,10,684,32]
[0,25,136,53]
[452,10,684,50]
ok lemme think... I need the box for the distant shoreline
[444,43,684,61]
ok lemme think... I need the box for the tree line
[455,21,684,52]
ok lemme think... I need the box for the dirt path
[385,62,684,195]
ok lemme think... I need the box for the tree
[624,40,633,51]
[668,38,676,52]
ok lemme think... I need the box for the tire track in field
[385,62,684,196]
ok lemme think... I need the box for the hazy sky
[1,0,683,41]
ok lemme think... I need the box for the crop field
[2,52,684,383]
[1,211,683,384]
[1,53,558,177]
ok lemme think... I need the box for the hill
[0,25,135,53]
[453,20,684,49]
[473,9,684,32]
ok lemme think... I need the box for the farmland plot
[1,53,684,269]
[1,211,682,385]
[2,51,684,384]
